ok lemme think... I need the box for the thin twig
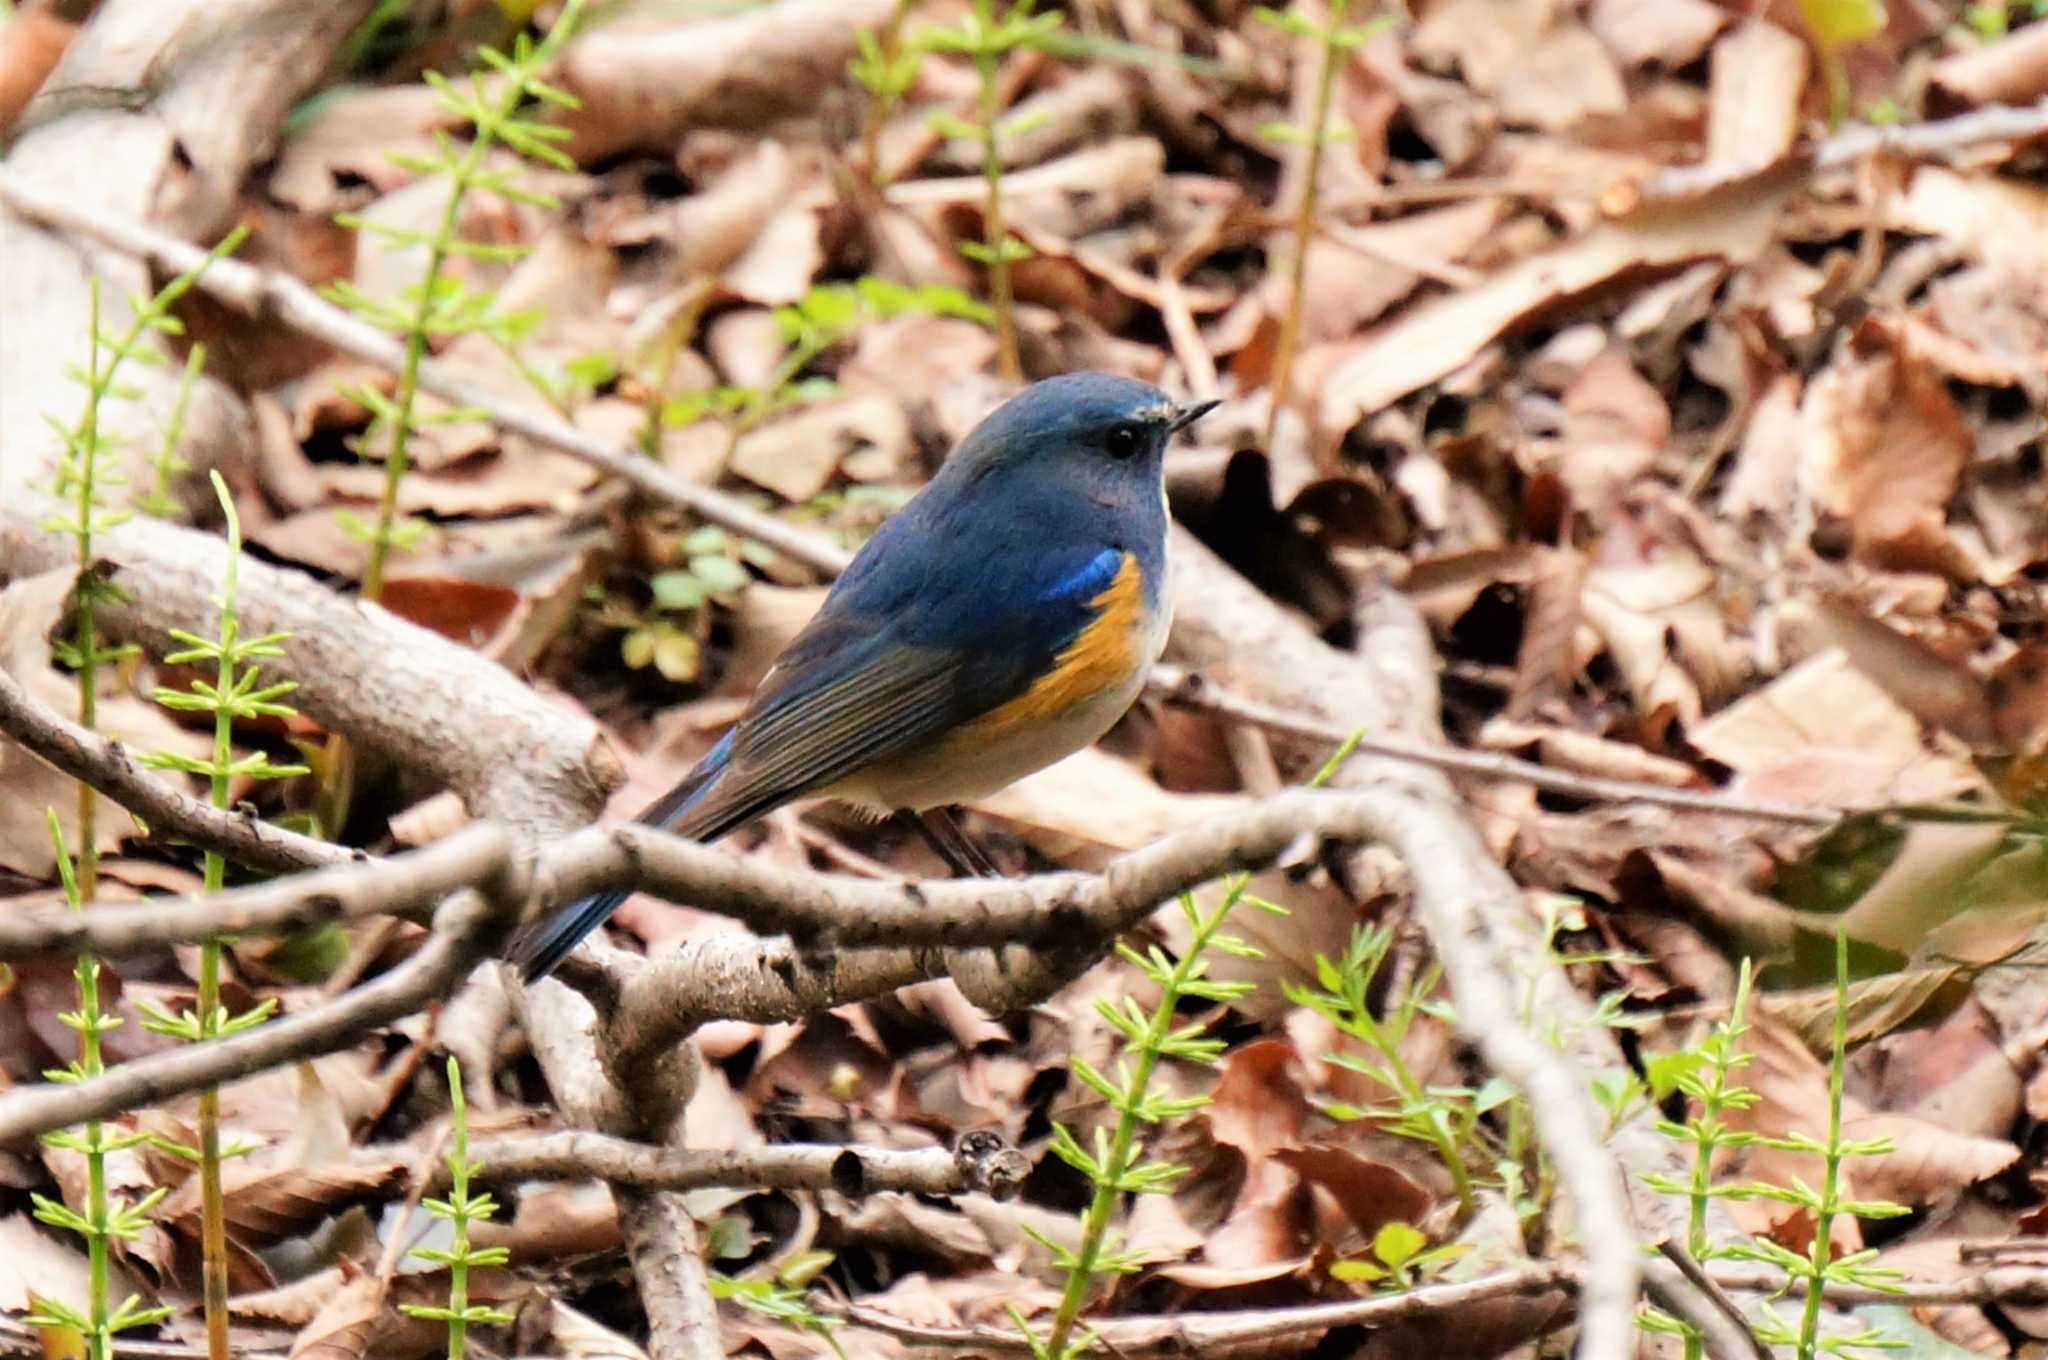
[0,663,346,874]
[1147,664,1841,826]
[1657,1240,1772,1360]
[0,167,852,579]
[0,858,526,1147]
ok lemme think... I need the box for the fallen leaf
[1321,167,1795,429]
[1705,20,1810,173]
[1931,16,2048,107]
[1587,0,1725,68]
[553,0,897,161]
[1801,319,1972,570]
[161,1158,407,1248]
[1689,650,1982,805]
[730,396,910,503]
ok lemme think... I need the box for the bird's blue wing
[675,535,1127,831]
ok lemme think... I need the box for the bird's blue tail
[514,732,742,982]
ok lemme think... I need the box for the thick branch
[0,661,347,874]
[0,506,618,833]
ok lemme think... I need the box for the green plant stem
[1264,0,1347,449]
[447,1084,474,1360]
[193,523,241,1360]
[862,0,918,184]
[974,0,1022,383]
[360,214,457,605]
[1040,880,1244,1358]
[1798,933,1852,1360]
[78,951,111,1360]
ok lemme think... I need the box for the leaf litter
[21,0,2048,1353]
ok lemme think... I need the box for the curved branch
[0,855,526,1147]
[0,661,347,875]
[0,823,507,959]
[0,505,619,834]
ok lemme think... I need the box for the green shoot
[26,815,173,1360]
[1796,0,1884,127]
[401,1058,513,1360]
[721,277,991,455]
[319,1,583,839]
[132,343,206,520]
[1640,942,1908,1360]
[1254,0,1389,448]
[41,229,247,904]
[1286,924,1483,1215]
[1329,1220,1470,1292]
[1738,933,1908,1360]
[710,1250,850,1360]
[918,0,1062,382]
[1021,733,1361,1359]
[324,0,586,601]
[851,0,923,185]
[1637,961,1762,1360]
[134,472,304,1360]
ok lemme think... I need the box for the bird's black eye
[1103,423,1143,459]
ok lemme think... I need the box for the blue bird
[515,372,1218,981]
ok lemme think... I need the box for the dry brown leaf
[1705,20,1809,173]
[1298,199,1504,346]
[1587,0,1725,68]
[1478,720,1700,788]
[0,570,210,876]
[1931,16,2048,107]
[730,396,910,503]
[1801,320,1971,569]
[722,205,824,306]
[1271,1146,1432,1240]
[0,1213,140,1321]
[160,1159,406,1247]
[1321,168,1794,428]
[1689,649,1982,805]
[1494,20,1626,131]
[553,0,896,162]
[269,84,448,213]
[1774,597,1994,745]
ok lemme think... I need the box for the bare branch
[0,824,508,959]
[1655,1240,1771,1360]
[0,661,347,874]
[0,856,526,1147]
[846,1265,1571,1353]
[1146,663,1839,827]
[844,1258,2048,1355]
[0,505,618,834]
[463,1129,1028,1200]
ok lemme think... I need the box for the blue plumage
[514,372,1216,981]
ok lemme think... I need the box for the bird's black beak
[1166,398,1222,435]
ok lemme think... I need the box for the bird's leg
[899,807,1002,878]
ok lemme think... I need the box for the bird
[514,372,1219,981]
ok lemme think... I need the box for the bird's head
[943,373,1219,504]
